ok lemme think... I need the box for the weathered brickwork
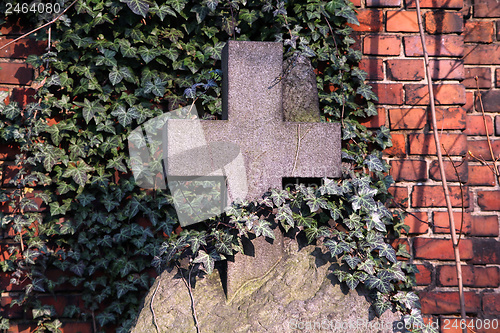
[353,0,500,327]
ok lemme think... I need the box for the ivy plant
[0,0,435,332]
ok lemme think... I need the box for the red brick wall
[356,0,500,329]
[1,2,500,331]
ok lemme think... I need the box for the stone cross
[164,41,341,300]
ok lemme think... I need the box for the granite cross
[164,41,341,300]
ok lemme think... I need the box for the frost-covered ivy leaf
[364,102,378,117]
[379,243,397,263]
[365,212,386,233]
[120,0,150,17]
[206,0,219,11]
[189,232,207,254]
[364,154,386,172]
[119,39,137,58]
[306,196,327,212]
[96,311,116,327]
[76,98,105,124]
[253,220,275,239]
[63,161,94,187]
[345,213,361,230]
[46,74,61,87]
[150,3,176,20]
[327,201,342,221]
[351,191,377,212]
[343,255,361,269]
[403,308,425,329]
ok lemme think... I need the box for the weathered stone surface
[132,238,402,333]
[282,54,321,122]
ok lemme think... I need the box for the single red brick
[464,21,495,43]
[497,115,500,135]
[386,10,419,32]
[388,185,409,207]
[463,67,491,89]
[415,263,433,285]
[351,34,362,52]
[465,114,495,136]
[405,84,466,105]
[386,59,425,81]
[360,108,386,128]
[428,59,464,80]
[0,145,20,160]
[478,190,500,211]
[389,107,426,129]
[468,139,500,161]
[411,185,469,207]
[464,44,500,65]
[474,0,500,17]
[0,17,33,35]
[60,322,94,333]
[464,91,475,113]
[470,215,499,237]
[390,159,427,181]
[359,58,384,80]
[0,37,46,58]
[10,87,36,106]
[438,265,499,287]
[468,164,496,186]
[403,211,429,233]
[0,62,33,85]
[414,238,474,260]
[350,9,384,32]
[406,0,463,8]
[371,83,404,104]
[367,0,401,6]
[405,35,464,57]
[0,296,23,319]
[497,21,500,41]
[385,133,406,156]
[471,239,500,264]
[408,133,467,155]
[497,68,500,88]
[350,0,362,6]
[429,159,468,183]
[483,293,500,316]
[475,90,500,112]
[432,107,466,130]
[425,11,463,34]
[433,211,471,234]
[363,35,401,56]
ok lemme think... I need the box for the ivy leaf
[253,220,275,239]
[324,239,351,257]
[270,189,289,206]
[76,98,105,124]
[206,0,219,11]
[193,249,222,275]
[379,243,397,263]
[144,77,166,97]
[365,275,393,294]
[109,67,131,85]
[189,232,207,253]
[138,46,160,64]
[63,161,94,187]
[358,258,376,275]
[120,0,150,17]
[276,205,294,230]
[364,154,386,172]
[373,292,392,317]
[356,84,378,101]
[320,178,342,195]
[337,6,359,25]
[343,255,361,269]
[111,105,134,127]
[334,270,359,290]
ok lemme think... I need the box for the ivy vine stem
[414,0,467,330]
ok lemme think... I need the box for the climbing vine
[0,0,434,332]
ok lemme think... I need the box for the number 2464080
[5,2,61,15]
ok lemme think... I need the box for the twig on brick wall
[178,263,201,333]
[0,0,79,52]
[414,0,467,330]
[474,77,500,185]
[442,148,466,244]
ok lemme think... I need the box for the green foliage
[0,0,433,332]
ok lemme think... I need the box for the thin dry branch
[414,1,467,331]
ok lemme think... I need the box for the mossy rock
[132,238,403,332]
